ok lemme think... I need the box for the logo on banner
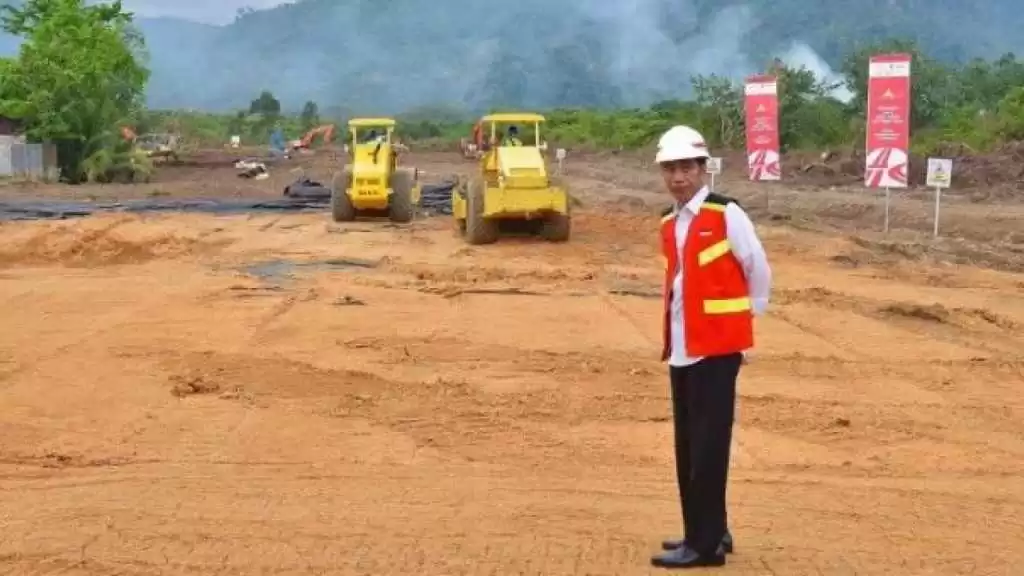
[865,147,908,187]
[748,149,780,180]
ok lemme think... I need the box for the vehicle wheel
[465,178,498,244]
[330,169,355,222]
[540,183,570,242]
[452,182,467,235]
[388,168,415,222]
[540,212,570,241]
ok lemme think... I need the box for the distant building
[0,115,57,178]
[0,115,23,136]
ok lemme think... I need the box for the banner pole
[884,187,890,233]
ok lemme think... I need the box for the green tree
[691,74,744,148]
[956,54,1024,110]
[299,100,318,129]
[227,110,246,136]
[249,90,280,116]
[995,86,1024,141]
[840,39,957,132]
[0,0,150,182]
[774,65,850,150]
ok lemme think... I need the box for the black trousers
[668,353,742,556]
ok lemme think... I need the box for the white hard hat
[655,125,710,163]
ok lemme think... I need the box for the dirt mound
[780,142,1024,199]
[942,141,1024,199]
[877,301,1018,329]
[782,150,862,186]
[878,301,953,323]
[836,235,1024,273]
[0,216,227,267]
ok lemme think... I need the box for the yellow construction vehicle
[330,117,420,223]
[452,112,569,244]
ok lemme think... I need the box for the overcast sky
[122,0,293,25]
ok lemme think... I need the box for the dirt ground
[1,149,1023,574]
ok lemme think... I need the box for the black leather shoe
[661,531,733,553]
[651,544,726,568]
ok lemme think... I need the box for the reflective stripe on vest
[704,296,751,314]
[698,239,731,266]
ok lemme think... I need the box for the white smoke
[100,0,861,110]
[778,42,853,102]
[580,0,758,102]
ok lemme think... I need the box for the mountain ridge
[2,0,1023,112]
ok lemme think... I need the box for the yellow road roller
[452,112,570,244]
[331,117,420,223]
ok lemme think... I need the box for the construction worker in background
[501,125,523,146]
[649,125,771,569]
[361,129,387,163]
[362,129,385,144]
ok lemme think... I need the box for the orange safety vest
[661,193,753,360]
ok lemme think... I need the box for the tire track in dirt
[137,341,1024,483]
[145,349,668,469]
[771,285,1023,358]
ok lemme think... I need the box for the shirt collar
[675,186,710,215]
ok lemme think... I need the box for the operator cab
[478,112,549,184]
[347,118,397,168]
[502,125,523,146]
[361,129,386,144]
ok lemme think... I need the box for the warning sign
[926,158,952,188]
[705,157,721,174]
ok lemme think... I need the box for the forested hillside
[152,0,1024,112]
[2,0,1023,113]
[3,0,1024,185]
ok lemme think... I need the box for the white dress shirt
[668,186,772,367]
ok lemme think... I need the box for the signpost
[743,75,781,181]
[706,157,722,191]
[865,53,912,233]
[926,158,952,237]
[555,148,566,174]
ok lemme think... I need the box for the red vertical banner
[743,75,781,181]
[865,53,911,187]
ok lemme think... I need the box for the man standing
[649,126,772,569]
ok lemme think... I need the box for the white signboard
[555,148,567,174]
[230,135,240,148]
[926,158,952,188]
[926,157,953,237]
[706,157,722,174]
